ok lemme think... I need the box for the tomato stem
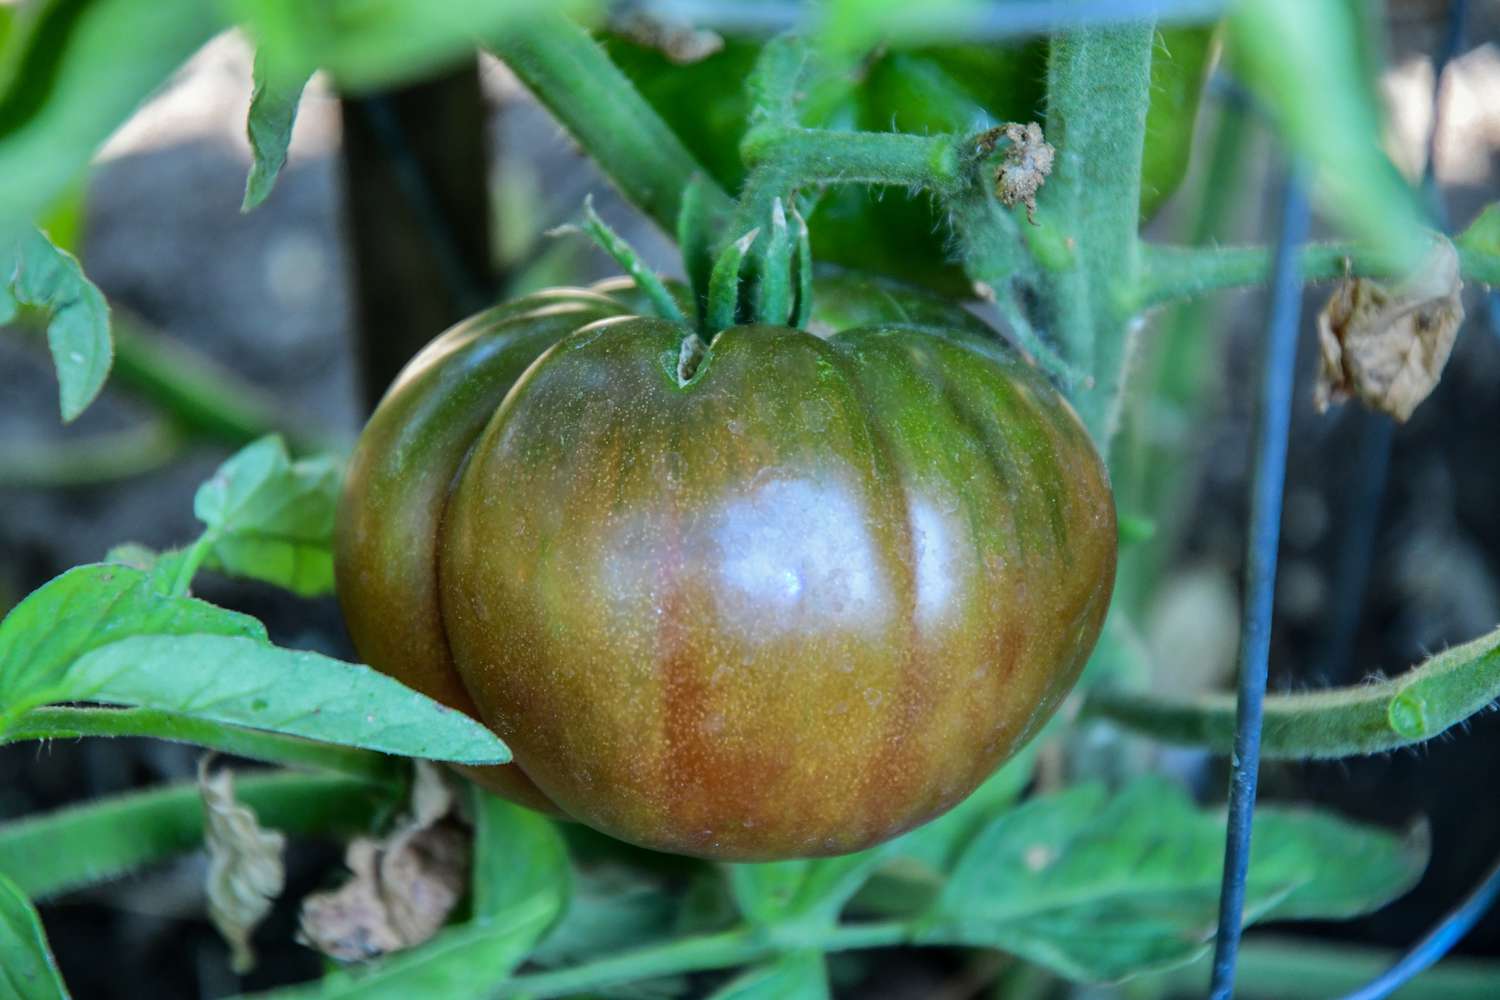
[1082,624,1500,759]
[492,921,912,999]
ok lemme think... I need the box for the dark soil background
[2,15,1498,1000]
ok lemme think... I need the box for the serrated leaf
[707,951,828,1000]
[2,228,112,421]
[0,0,224,227]
[193,436,341,596]
[728,849,890,931]
[529,870,677,970]
[0,772,388,901]
[917,778,1426,982]
[233,0,590,93]
[0,873,69,1000]
[1456,202,1500,286]
[56,633,510,764]
[242,50,309,211]
[1458,203,1500,256]
[0,563,266,722]
[471,787,569,922]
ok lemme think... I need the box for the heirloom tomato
[335,272,1116,860]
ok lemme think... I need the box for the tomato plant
[1,1,1498,997]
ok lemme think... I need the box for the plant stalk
[492,921,910,999]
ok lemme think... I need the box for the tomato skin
[336,275,1116,859]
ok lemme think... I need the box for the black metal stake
[1208,167,1309,999]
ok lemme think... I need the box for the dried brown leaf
[994,122,1055,226]
[298,761,471,962]
[1315,239,1464,422]
[611,12,724,64]
[200,758,286,974]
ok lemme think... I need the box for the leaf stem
[1,706,400,783]
[1083,625,1500,759]
[492,921,910,999]
[110,314,335,453]
[487,11,733,234]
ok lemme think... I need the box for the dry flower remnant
[200,758,287,973]
[298,762,470,961]
[979,122,1055,225]
[1315,238,1464,423]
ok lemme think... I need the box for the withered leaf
[1315,239,1463,422]
[994,122,1055,226]
[200,758,287,974]
[298,761,470,962]
[610,11,724,64]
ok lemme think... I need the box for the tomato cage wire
[372,1,1500,994]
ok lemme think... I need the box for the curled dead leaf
[199,757,286,974]
[298,761,470,962]
[611,11,724,64]
[1315,239,1464,422]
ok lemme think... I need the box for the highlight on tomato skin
[335,272,1117,861]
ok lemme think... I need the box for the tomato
[335,273,1116,859]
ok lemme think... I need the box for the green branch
[1,706,399,783]
[0,418,182,488]
[492,921,910,999]
[111,314,335,453]
[1138,241,1380,307]
[1138,236,1500,307]
[1037,24,1155,440]
[487,10,733,234]
[1082,625,1500,759]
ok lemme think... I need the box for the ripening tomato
[335,272,1116,860]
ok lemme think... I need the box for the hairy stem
[2,706,399,783]
[1138,241,1376,306]
[493,921,911,999]
[1038,23,1155,440]
[0,771,392,900]
[1081,625,1500,758]
[488,11,733,234]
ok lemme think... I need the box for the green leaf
[471,786,570,921]
[706,951,828,1000]
[727,862,811,926]
[193,436,341,597]
[728,849,891,932]
[917,778,1426,982]
[0,563,266,722]
[251,893,559,1000]
[2,227,112,421]
[1138,26,1217,221]
[2,705,398,782]
[55,633,512,763]
[0,772,389,900]
[1456,202,1500,286]
[529,870,678,970]
[235,0,592,93]
[0,873,68,1000]
[0,0,223,227]
[1230,0,1426,268]
[242,50,309,212]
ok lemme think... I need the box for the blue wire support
[632,0,1228,38]
[1207,167,1309,1000]
[1338,853,1500,1000]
